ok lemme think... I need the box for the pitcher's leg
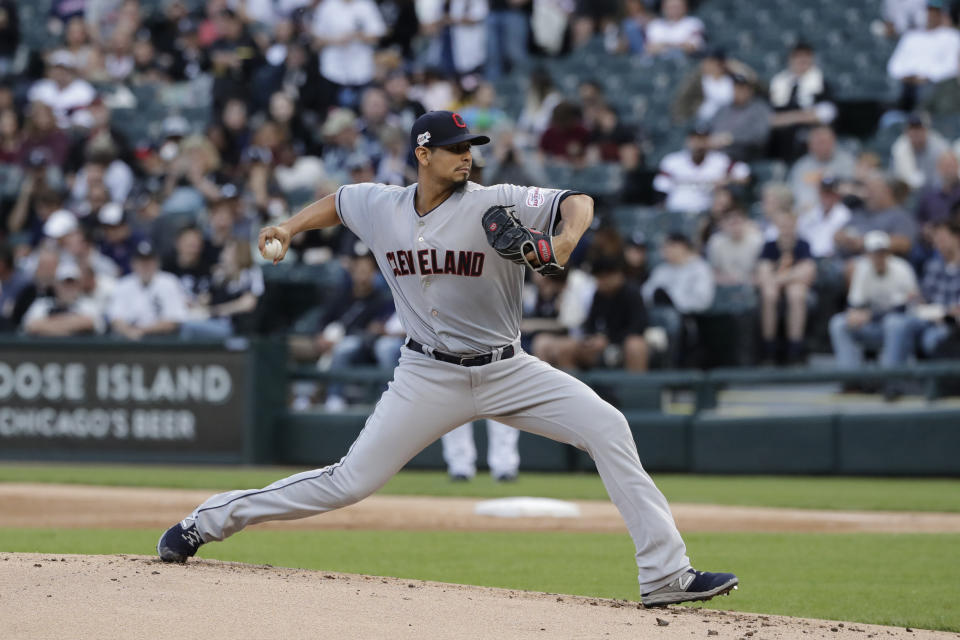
[482,355,690,592]
[441,423,478,479]
[486,419,520,479]
[191,356,474,542]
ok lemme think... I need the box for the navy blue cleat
[641,569,739,606]
[157,518,206,563]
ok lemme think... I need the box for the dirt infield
[2,553,954,640]
[1,483,959,534]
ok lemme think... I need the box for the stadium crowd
[1,0,959,405]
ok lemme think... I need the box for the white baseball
[262,238,283,261]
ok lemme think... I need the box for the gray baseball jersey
[336,181,562,353]
[177,180,694,594]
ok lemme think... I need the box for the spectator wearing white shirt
[706,209,763,286]
[796,176,852,259]
[654,125,750,215]
[311,0,386,104]
[887,0,960,112]
[449,0,489,75]
[645,0,704,58]
[27,50,96,130]
[108,241,188,340]
[22,261,104,336]
[829,231,920,372]
[890,111,950,190]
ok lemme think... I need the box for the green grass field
[1,527,957,632]
[2,463,959,631]
[2,463,959,512]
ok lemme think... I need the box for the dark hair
[177,223,203,237]
[0,243,13,270]
[665,232,693,248]
[590,255,626,276]
[792,41,814,54]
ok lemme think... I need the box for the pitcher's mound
[0,553,949,640]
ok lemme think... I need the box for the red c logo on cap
[452,113,466,128]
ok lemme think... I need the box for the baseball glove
[482,205,564,276]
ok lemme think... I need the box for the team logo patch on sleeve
[525,187,545,207]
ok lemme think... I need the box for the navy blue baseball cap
[411,110,490,149]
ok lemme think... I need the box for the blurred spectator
[180,238,263,338]
[62,17,96,78]
[384,70,426,134]
[891,112,949,190]
[209,9,264,111]
[218,97,251,168]
[460,82,510,136]
[12,247,59,326]
[205,183,245,257]
[796,176,852,259]
[515,68,563,148]
[522,269,591,353]
[706,209,763,286]
[915,150,960,238]
[757,211,817,364]
[69,144,135,214]
[310,252,394,410]
[880,222,960,378]
[536,256,648,371]
[887,0,960,112]
[707,74,771,162]
[0,107,22,164]
[321,108,382,183]
[585,102,641,170]
[310,0,386,107]
[485,0,530,80]
[642,233,715,364]
[7,185,63,244]
[530,0,574,56]
[27,51,96,129]
[654,125,750,215]
[881,0,928,37]
[619,0,651,55]
[96,202,143,275]
[20,102,71,169]
[22,261,104,336]
[162,224,216,309]
[768,42,837,163]
[0,0,18,77]
[672,48,751,124]
[449,0,489,76]
[835,174,917,258]
[787,125,856,214]
[757,182,794,234]
[66,97,137,177]
[108,241,188,340]
[645,0,704,58]
[487,128,545,186]
[539,101,590,165]
[358,86,393,143]
[570,0,619,50]
[0,243,28,330]
[829,231,919,372]
[55,218,120,279]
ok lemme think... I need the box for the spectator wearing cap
[645,0,705,58]
[47,210,120,279]
[671,48,749,124]
[891,112,950,190]
[310,0,386,107]
[97,202,143,275]
[321,107,383,184]
[536,256,649,372]
[796,177,853,259]
[642,233,715,366]
[706,73,771,162]
[887,0,960,112]
[787,125,857,214]
[756,211,817,364]
[835,173,917,259]
[706,208,764,286]
[768,42,838,163]
[829,231,920,375]
[27,50,96,129]
[21,261,105,336]
[654,125,750,215]
[108,241,188,340]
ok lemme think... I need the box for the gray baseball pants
[189,347,691,592]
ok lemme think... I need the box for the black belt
[405,339,515,367]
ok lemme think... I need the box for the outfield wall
[2,338,958,475]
